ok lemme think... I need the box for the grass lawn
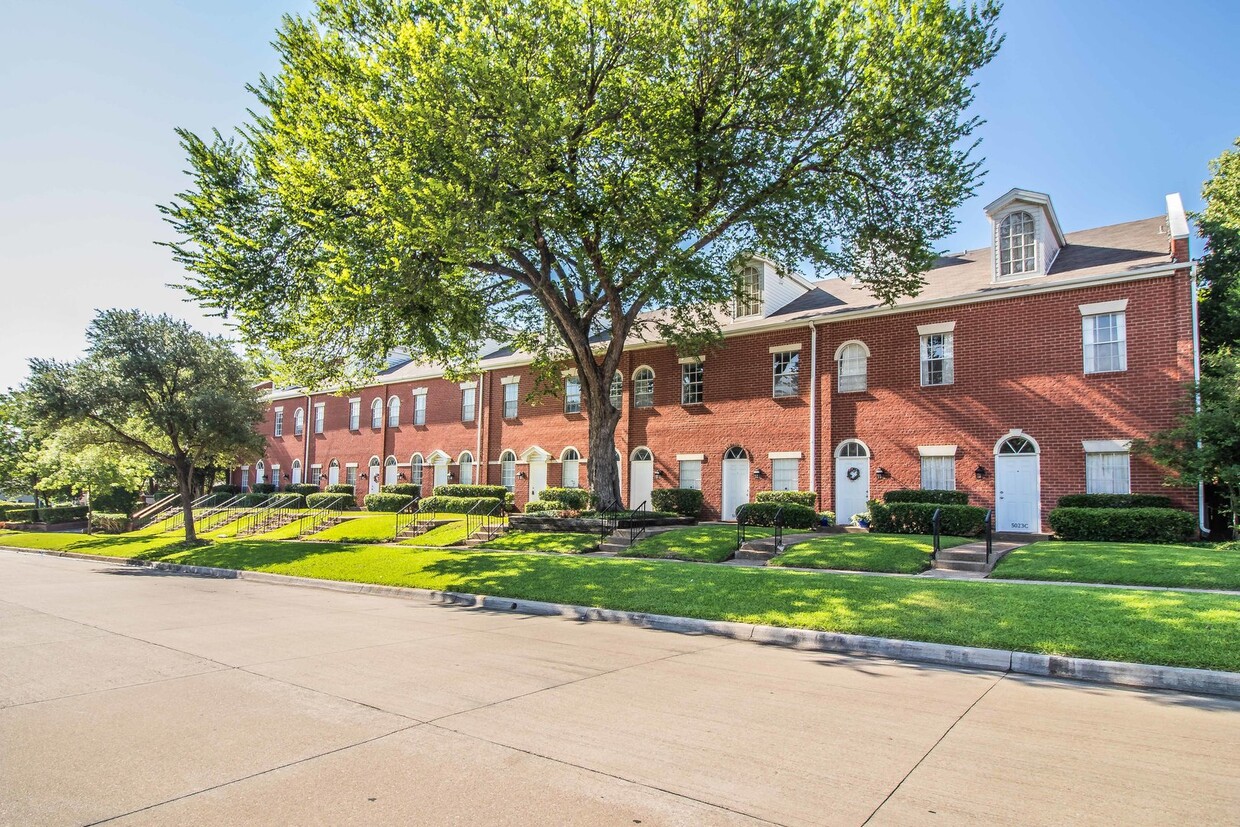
[482,531,600,554]
[620,525,774,563]
[308,514,399,543]
[771,533,972,574]
[991,541,1240,590]
[2,531,1239,673]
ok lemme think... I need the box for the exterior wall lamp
[752,468,765,478]
[654,469,665,478]
[398,472,408,481]
[974,465,988,479]
[517,471,527,479]
[875,467,890,479]
[359,473,368,481]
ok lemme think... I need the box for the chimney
[1165,193,1190,262]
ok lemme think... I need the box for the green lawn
[991,541,1240,590]
[482,531,600,554]
[308,514,399,543]
[771,533,972,574]
[620,525,774,562]
[404,519,472,547]
[3,531,1240,673]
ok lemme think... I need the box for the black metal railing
[597,501,623,540]
[626,501,649,546]
[235,493,302,536]
[392,496,422,540]
[134,493,181,527]
[773,506,785,550]
[297,494,351,538]
[983,508,993,565]
[193,494,247,533]
[736,504,750,550]
[164,494,216,533]
[931,507,943,560]
[466,500,503,544]
[736,504,786,551]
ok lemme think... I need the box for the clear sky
[2,0,1238,392]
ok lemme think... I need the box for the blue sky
[1,0,1237,391]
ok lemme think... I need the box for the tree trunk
[584,392,623,509]
[177,462,198,544]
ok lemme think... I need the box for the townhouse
[235,188,1202,534]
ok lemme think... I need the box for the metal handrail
[983,508,993,565]
[297,494,351,538]
[391,496,422,540]
[931,508,943,560]
[236,494,301,536]
[191,494,246,532]
[466,500,504,544]
[736,504,750,550]
[773,506,785,551]
[627,501,649,546]
[597,501,623,539]
[165,494,216,532]
[133,493,180,524]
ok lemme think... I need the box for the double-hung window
[273,408,284,437]
[461,386,476,422]
[564,376,581,414]
[348,399,361,430]
[920,330,954,386]
[370,398,383,429]
[313,403,325,434]
[345,464,358,487]
[387,397,400,427]
[1082,309,1127,374]
[771,457,799,491]
[310,466,322,485]
[836,342,868,393]
[680,361,703,405]
[609,372,622,408]
[412,391,426,425]
[633,368,654,408]
[1084,441,1131,494]
[920,458,956,490]
[772,349,799,398]
[503,382,519,419]
[678,458,702,490]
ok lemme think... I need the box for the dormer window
[998,211,1037,277]
[735,264,763,318]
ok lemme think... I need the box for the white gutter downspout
[1191,261,1208,536]
[476,372,484,484]
[303,393,312,478]
[808,323,818,508]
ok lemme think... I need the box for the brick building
[234,189,1202,534]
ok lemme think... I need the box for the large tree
[162,0,1001,505]
[24,310,267,542]
[1197,138,1240,354]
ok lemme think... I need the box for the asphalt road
[2,549,1237,826]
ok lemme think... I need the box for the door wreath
[846,466,861,481]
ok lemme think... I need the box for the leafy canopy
[1197,137,1240,354]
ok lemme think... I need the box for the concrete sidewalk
[2,549,1238,826]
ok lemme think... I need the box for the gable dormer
[733,255,813,319]
[984,189,1067,282]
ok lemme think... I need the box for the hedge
[540,487,594,510]
[381,484,422,497]
[252,483,277,494]
[651,488,704,517]
[212,484,240,495]
[754,490,817,508]
[882,489,970,506]
[869,501,986,536]
[38,505,89,524]
[89,512,131,534]
[1056,493,1176,510]
[305,493,355,510]
[1048,507,1197,543]
[419,495,503,514]
[364,493,415,512]
[1,507,35,523]
[524,499,560,513]
[432,484,508,500]
[237,493,270,507]
[91,487,141,515]
[286,484,320,497]
[325,484,356,495]
[738,502,816,529]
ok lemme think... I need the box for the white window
[564,376,581,414]
[1084,444,1131,494]
[678,459,701,490]
[345,465,357,487]
[836,341,868,393]
[461,386,476,422]
[771,458,799,491]
[370,398,383,429]
[562,448,580,488]
[503,382,519,418]
[772,350,799,398]
[410,454,424,487]
[328,459,340,485]
[920,457,956,491]
[920,333,954,386]
[680,362,703,405]
[271,464,281,489]
[310,465,321,485]
[384,456,398,486]
[291,460,302,485]
[387,396,400,427]
[999,210,1037,277]
[273,408,284,437]
[633,367,654,408]
[610,371,622,408]
[294,407,305,436]
[1083,312,1127,374]
[240,468,249,490]
[349,399,361,430]
[458,452,474,485]
[413,391,426,425]
[314,403,325,434]
[500,450,517,492]
[735,264,763,317]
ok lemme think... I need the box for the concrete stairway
[462,523,508,547]
[395,519,456,541]
[930,538,1034,575]
[599,525,679,554]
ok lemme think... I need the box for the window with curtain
[387,397,400,427]
[678,459,701,490]
[564,377,581,413]
[274,409,284,437]
[920,457,956,490]
[294,408,304,436]
[413,393,426,425]
[370,399,383,429]
[1083,312,1127,374]
[461,387,476,422]
[1086,452,1130,494]
[562,448,580,488]
[500,451,516,492]
[349,400,360,430]
[837,343,868,393]
[633,368,654,408]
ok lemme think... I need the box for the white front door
[835,458,870,525]
[368,471,380,495]
[628,459,653,511]
[996,455,1040,533]
[328,465,340,486]
[721,459,750,520]
[528,459,548,501]
[291,465,302,485]
[433,462,448,489]
[384,463,397,486]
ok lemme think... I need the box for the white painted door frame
[995,434,1041,533]
[834,441,871,525]
[628,449,654,511]
[721,455,750,520]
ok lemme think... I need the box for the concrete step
[599,541,631,554]
[992,531,1051,543]
[934,559,989,573]
[936,549,988,563]
[734,547,775,562]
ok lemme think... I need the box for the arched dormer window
[387,396,400,427]
[633,367,655,408]
[370,398,383,429]
[835,341,870,393]
[999,211,1037,277]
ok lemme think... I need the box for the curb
[7,546,1240,700]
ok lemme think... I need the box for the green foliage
[364,492,415,512]
[1056,494,1175,509]
[212,484,240,495]
[432,484,508,500]
[483,531,598,554]
[992,540,1240,590]
[523,499,560,513]
[89,513,132,534]
[1047,507,1197,543]
[305,492,354,510]
[868,501,986,536]
[325,484,355,495]
[89,486,141,516]
[771,533,971,574]
[251,483,277,494]
[817,512,836,526]
[420,495,502,515]
[651,488,704,518]
[286,483,319,496]
[882,489,970,505]
[37,505,89,524]
[621,525,771,563]
[754,490,817,508]
[237,493,270,507]
[738,502,816,529]
[380,484,421,497]
[1196,138,1240,354]
[0,506,35,522]
[539,487,594,510]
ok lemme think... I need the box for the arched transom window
[410,454,424,486]
[632,447,654,462]
[998,435,1037,455]
[836,440,869,458]
[836,341,869,393]
[999,211,1037,277]
[387,396,400,427]
[561,447,581,488]
[458,451,474,485]
[723,446,749,460]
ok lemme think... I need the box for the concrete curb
[7,545,1240,699]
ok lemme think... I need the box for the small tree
[30,426,154,516]
[24,310,266,542]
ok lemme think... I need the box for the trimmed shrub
[326,484,356,495]
[524,499,560,513]
[1056,493,1175,510]
[419,495,503,514]
[651,488,705,517]
[211,484,240,495]
[882,489,970,506]
[38,505,89,524]
[306,492,355,510]
[869,501,986,536]
[237,493,270,507]
[89,512,131,534]
[381,484,422,497]
[365,492,415,512]
[1048,507,1196,543]
[90,487,141,516]
[286,484,319,497]
[738,502,816,529]
[1,506,36,522]
[432,484,508,500]
[754,490,817,508]
[540,487,594,510]
[505,491,516,512]
[252,483,277,494]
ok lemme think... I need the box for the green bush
[326,484,356,495]
[237,493,271,507]
[738,502,816,529]
[869,501,986,536]
[1056,494,1175,510]
[306,492,355,510]
[1,506,36,523]
[90,487,141,515]
[38,505,89,523]
[286,484,320,497]
[540,487,594,510]
[419,495,503,514]
[1048,507,1197,543]
[89,512,131,534]
[212,484,240,495]
[524,499,560,513]
[252,483,277,494]
[818,511,835,526]
[651,488,704,517]
[432,484,508,500]
[381,484,422,497]
[364,492,415,512]
[882,489,970,506]
[505,491,516,512]
[754,490,817,508]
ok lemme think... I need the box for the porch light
[752,468,765,478]
[447,471,455,481]
[654,469,665,478]
[517,471,527,479]
[875,467,890,479]
[398,472,408,481]
[974,465,988,480]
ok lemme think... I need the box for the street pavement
[1,549,1238,826]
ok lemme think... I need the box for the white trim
[629,446,655,461]
[425,450,451,464]
[348,397,361,403]
[833,439,871,458]
[769,343,802,353]
[768,451,803,460]
[631,364,655,380]
[500,375,520,385]
[1166,193,1189,240]
[1079,299,1129,316]
[344,462,359,468]
[273,406,283,412]
[458,380,477,390]
[917,445,958,458]
[677,355,705,365]
[519,445,552,462]
[560,368,577,377]
[1082,439,1131,453]
[313,402,325,409]
[310,464,321,469]
[833,339,870,360]
[675,453,705,462]
[993,430,1041,455]
[241,465,250,470]
[917,321,956,336]
[984,188,1067,246]
[410,387,428,396]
